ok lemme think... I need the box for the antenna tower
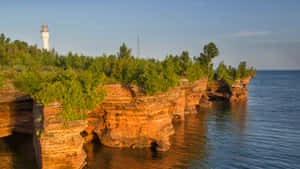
[137,35,140,58]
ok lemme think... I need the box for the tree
[227,65,237,81]
[185,61,205,82]
[179,51,192,76]
[161,58,179,91]
[138,63,161,95]
[196,42,219,79]
[216,61,227,80]
[236,61,247,79]
[118,43,132,59]
[216,61,235,85]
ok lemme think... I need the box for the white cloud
[231,31,271,37]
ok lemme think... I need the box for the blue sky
[1,0,300,69]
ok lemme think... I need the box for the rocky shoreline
[0,76,252,169]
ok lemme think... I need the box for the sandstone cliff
[0,76,252,169]
[33,102,87,169]
[88,84,175,151]
[229,76,252,102]
[85,77,209,151]
[0,89,33,137]
[207,76,252,102]
[181,78,212,112]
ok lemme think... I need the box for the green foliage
[203,42,219,60]
[235,61,256,79]
[0,75,3,88]
[180,51,192,73]
[215,61,257,86]
[118,43,132,59]
[161,58,180,91]
[195,42,219,75]
[137,65,161,95]
[15,70,106,121]
[36,129,41,136]
[216,62,227,79]
[185,61,205,82]
[15,70,43,94]
[0,33,256,121]
[216,61,233,85]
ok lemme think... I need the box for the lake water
[1,71,300,169]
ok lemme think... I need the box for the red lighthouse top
[41,24,48,32]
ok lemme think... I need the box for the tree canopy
[0,33,255,121]
[194,42,219,80]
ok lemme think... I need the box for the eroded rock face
[207,76,252,102]
[33,102,87,169]
[0,103,15,137]
[0,88,31,103]
[90,84,175,151]
[0,89,33,138]
[229,77,252,103]
[0,76,252,168]
[86,78,209,151]
[181,78,210,112]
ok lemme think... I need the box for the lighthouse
[41,24,49,51]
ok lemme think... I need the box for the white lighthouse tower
[41,24,49,51]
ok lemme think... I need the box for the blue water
[1,71,300,169]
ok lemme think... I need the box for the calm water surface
[1,71,300,169]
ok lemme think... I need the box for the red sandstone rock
[207,76,252,103]
[181,78,209,112]
[33,102,87,169]
[86,78,209,151]
[0,88,31,103]
[0,76,252,169]
[90,84,175,151]
[0,89,33,138]
[229,77,251,103]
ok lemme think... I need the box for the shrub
[215,61,257,86]
[0,75,3,88]
[15,70,106,121]
[185,61,205,82]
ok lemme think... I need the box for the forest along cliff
[0,75,252,143]
[0,34,255,168]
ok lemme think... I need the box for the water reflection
[230,102,248,135]
[2,72,300,168]
[0,102,249,169]
[85,102,249,169]
[0,134,37,169]
[0,138,14,169]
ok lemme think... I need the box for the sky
[1,0,300,70]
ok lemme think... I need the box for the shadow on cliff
[14,99,34,134]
